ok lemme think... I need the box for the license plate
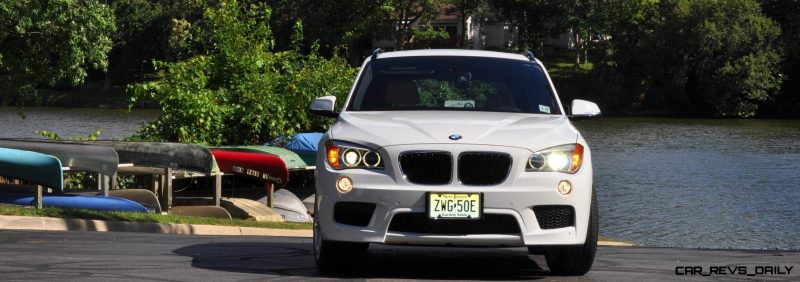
[427,193,482,219]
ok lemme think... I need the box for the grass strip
[0,204,311,230]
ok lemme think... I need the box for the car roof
[372,49,531,62]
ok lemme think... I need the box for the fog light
[557,180,572,195]
[336,176,353,193]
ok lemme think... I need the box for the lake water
[575,118,800,250]
[1,107,798,250]
[0,107,159,139]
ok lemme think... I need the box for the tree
[129,0,356,145]
[759,0,800,117]
[384,0,441,50]
[105,0,212,87]
[0,0,115,105]
[611,0,783,117]
[266,0,389,62]
[490,0,568,55]
[443,0,487,48]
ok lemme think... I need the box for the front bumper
[315,143,593,247]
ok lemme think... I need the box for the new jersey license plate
[427,193,482,219]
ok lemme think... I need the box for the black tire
[313,222,368,272]
[545,191,598,276]
[527,246,545,255]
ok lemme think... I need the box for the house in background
[372,4,572,52]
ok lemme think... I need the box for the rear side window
[347,56,560,114]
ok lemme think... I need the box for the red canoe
[210,149,289,186]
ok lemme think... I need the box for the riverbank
[2,81,158,109]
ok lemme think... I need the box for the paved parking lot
[0,230,796,281]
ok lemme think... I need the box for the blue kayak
[0,147,63,191]
[0,193,147,212]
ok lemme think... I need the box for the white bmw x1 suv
[309,49,601,275]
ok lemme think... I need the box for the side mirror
[569,99,601,120]
[309,96,339,118]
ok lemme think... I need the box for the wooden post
[35,185,43,209]
[159,171,166,211]
[96,173,102,191]
[152,174,159,195]
[214,173,222,207]
[111,173,118,190]
[100,174,109,197]
[266,182,274,208]
[163,168,173,211]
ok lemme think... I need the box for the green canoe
[0,147,63,191]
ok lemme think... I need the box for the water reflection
[0,107,159,139]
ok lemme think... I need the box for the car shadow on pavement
[174,241,553,280]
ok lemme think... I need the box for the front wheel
[313,222,368,272]
[545,191,598,276]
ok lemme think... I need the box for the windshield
[346,56,560,114]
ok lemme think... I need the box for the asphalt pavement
[0,230,797,281]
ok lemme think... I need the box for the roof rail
[371,48,384,60]
[522,50,536,62]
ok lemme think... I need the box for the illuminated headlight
[325,140,384,170]
[526,144,584,174]
[342,149,361,167]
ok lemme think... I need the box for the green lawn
[540,51,595,81]
[0,204,311,230]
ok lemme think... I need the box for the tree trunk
[539,40,544,57]
[574,31,581,65]
[460,5,467,49]
[103,69,112,90]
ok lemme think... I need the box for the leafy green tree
[611,0,783,117]
[0,0,115,105]
[106,0,209,86]
[267,0,387,59]
[759,0,800,117]
[383,0,442,50]
[129,0,356,145]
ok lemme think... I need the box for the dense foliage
[0,0,115,105]
[128,1,356,145]
[1,0,798,125]
[603,0,783,117]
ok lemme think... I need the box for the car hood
[330,111,580,151]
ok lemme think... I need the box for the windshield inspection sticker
[445,100,475,108]
[539,105,551,113]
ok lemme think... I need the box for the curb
[0,215,634,246]
[0,215,312,238]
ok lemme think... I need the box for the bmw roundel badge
[449,134,462,141]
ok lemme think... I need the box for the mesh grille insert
[458,152,512,186]
[399,152,452,185]
[533,205,574,229]
[388,213,520,235]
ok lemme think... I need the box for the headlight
[325,140,384,170]
[526,144,584,173]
